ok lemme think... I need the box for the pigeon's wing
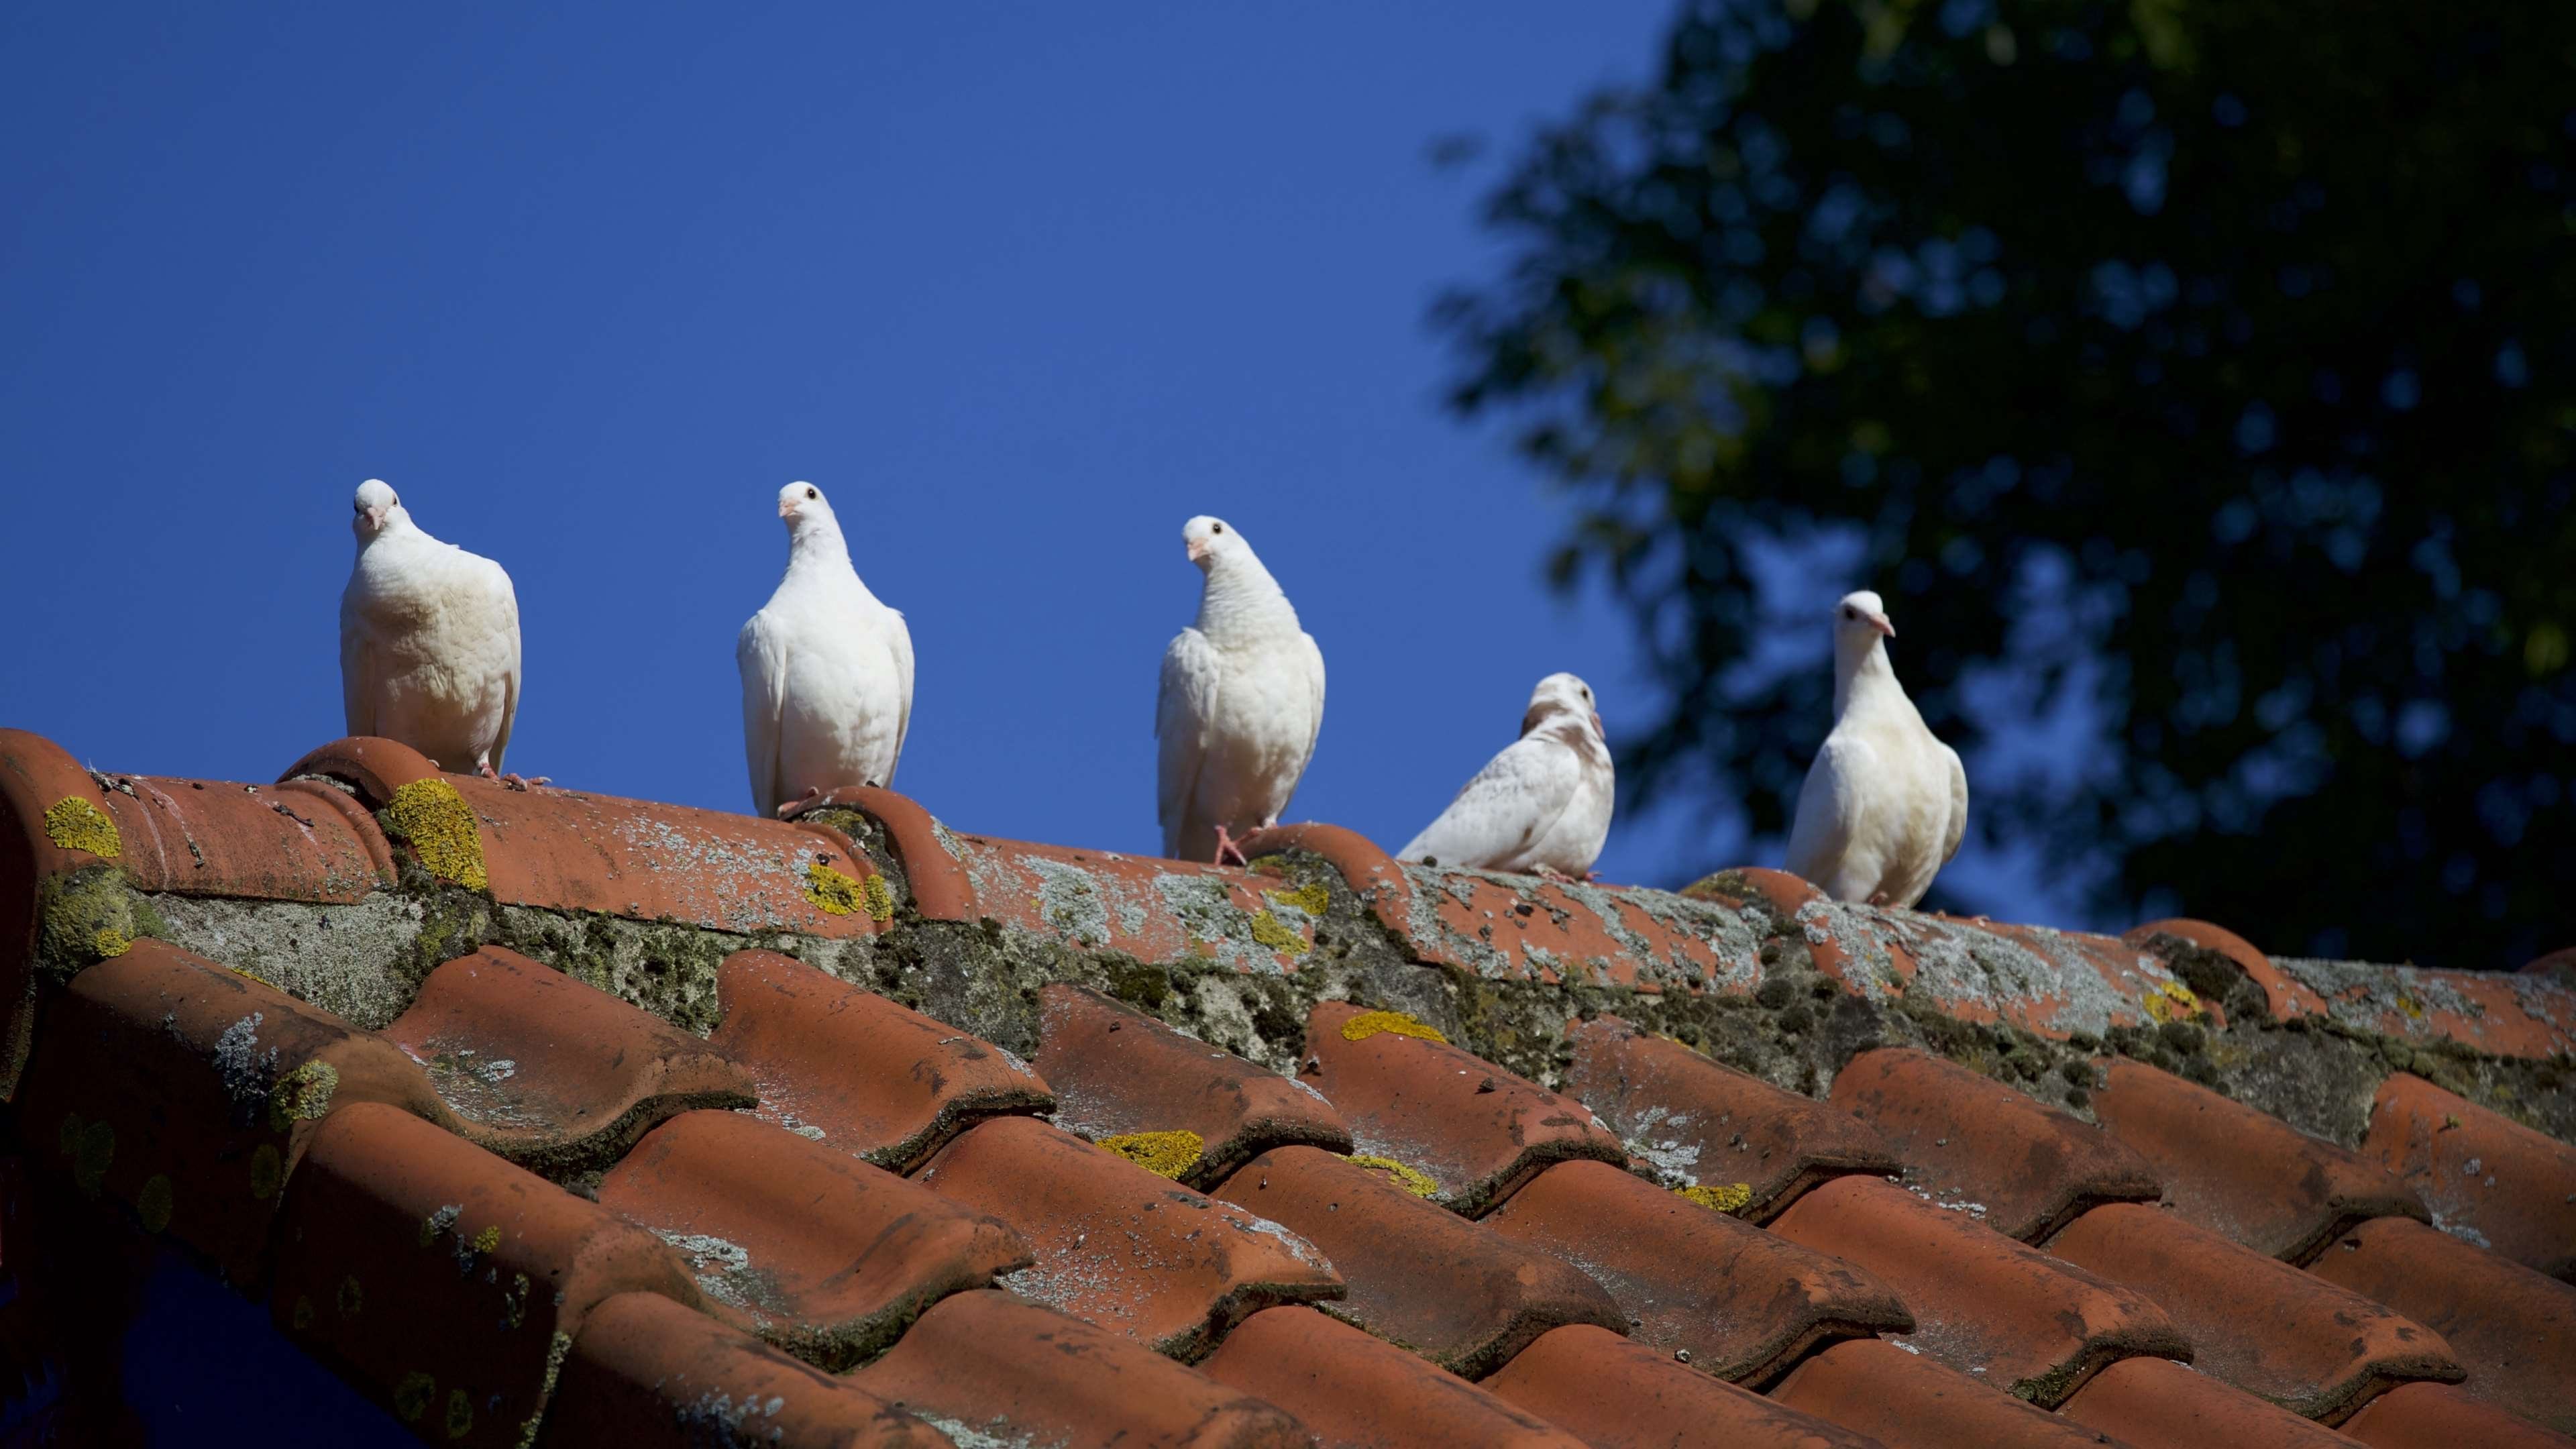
[1297,631,1327,767]
[1784,733,1872,887]
[1155,628,1222,855]
[737,610,790,816]
[885,608,916,786]
[1938,740,1969,866]
[337,586,378,738]
[488,565,523,775]
[1397,735,1579,869]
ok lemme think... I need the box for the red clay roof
[3,725,2574,1446]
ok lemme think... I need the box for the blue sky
[1,5,2065,915]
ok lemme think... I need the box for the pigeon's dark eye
[805,487,818,500]
[1212,523,1224,534]
[1841,606,1856,619]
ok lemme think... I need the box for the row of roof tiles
[2,728,2573,1447]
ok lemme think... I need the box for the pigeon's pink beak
[364,506,388,529]
[1868,612,1895,639]
[1185,537,1211,564]
[778,498,798,520]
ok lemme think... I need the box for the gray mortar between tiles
[107,841,2576,1184]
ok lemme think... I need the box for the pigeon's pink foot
[1210,826,1250,868]
[1535,865,1575,883]
[1867,891,1893,908]
[774,786,821,820]
[500,773,549,792]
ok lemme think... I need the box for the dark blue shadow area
[119,1248,405,1447]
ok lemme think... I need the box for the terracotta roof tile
[1212,1144,1623,1377]
[2090,1057,2426,1263]
[382,945,755,1175]
[1766,1176,2188,1406]
[1301,1000,1625,1216]
[9,733,2576,1442]
[1195,1305,1589,1448]
[538,1290,952,1449]
[1563,1014,1900,1224]
[1481,1159,1911,1385]
[914,1114,1342,1360]
[2305,1215,2576,1434]
[1036,983,1351,1188]
[285,738,893,938]
[2339,1381,2576,1449]
[850,1289,1313,1448]
[2048,1202,2461,1422]
[1482,1324,1884,1448]
[709,949,1051,1172]
[16,938,451,1289]
[2056,1356,2364,1449]
[1829,1047,2161,1242]
[2361,1072,2576,1283]
[594,1109,1029,1369]
[1765,1338,2127,1448]
[268,1102,706,1448]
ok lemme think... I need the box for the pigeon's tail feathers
[486,577,523,775]
[884,608,916,788]
[1397,735,1577,871]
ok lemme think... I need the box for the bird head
[777,480,841,534]
[1523,672,1605,741]
[1182,515,1246,570]
[351,479,407,541]
[1834,590,1895,643]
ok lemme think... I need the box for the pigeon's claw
[1210,825,1250,868]
[500,773,549,792]
[773,786,822,821]
[1534,865,1576,883]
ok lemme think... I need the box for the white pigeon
[737,481,916,818]
[1396,674,1614,879]
[1156,516,1326,864]
[1784,590,1968,907]
[339,479,533,785]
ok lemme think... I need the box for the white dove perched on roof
[339,479,534,786]
[1395,673,1613,879]
[738,482,915,818]
[1785,590,1968,907]
[1156,516,1326,865]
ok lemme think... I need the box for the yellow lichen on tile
[384,780,487,890]
[1346,1154,1440,1198]
[1265,881,1331,916]
[862,871,896,922]
[473,1224,502,1253]
[1099,1129,1205,1179]
[42,797,121,858]
[1248,909,1311,956]
[92,926,131,959]
[2141,979,2200,1024]
[804,859,864,915]
[1676,1182,1754,1214]
[268,1059,340,1131]
[1339,1009,1448,1044]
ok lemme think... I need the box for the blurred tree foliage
[1438,0,2575,966]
